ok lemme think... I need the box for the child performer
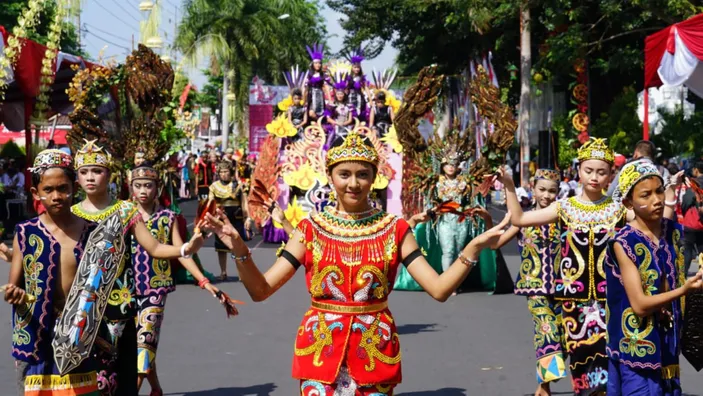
[346,48,367,121]
[605,161,697,395]
[201,132,510,395]
[500,138,626,395]
[303,43,329,123]
[288,88,308,139]
[70,140,205,396]
[491,169,567,396]
[207,161,252,281]
[4,149,99,395]
[368,91,394,139]
[130,163,225,395]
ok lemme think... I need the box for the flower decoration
[277,95,294,112]
[380,125,403,154]
[273,196,307,229]
[33,0,68,121]
[266,113,297,138]
[384,90,401,113]
[0,0,49,98]
[282,162,326,191]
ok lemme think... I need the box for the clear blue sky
[79,0,398,89]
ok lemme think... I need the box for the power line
[84,30,132,52]
[111,0,141,23]
[84,23,132,45]
[92,0,139,30]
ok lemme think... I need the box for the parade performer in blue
[605,161,698,395]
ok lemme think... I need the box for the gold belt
[311,300,388,314]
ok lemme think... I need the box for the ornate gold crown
[131,166,159,181]
[577,137,614,164]
[614,161,662,203]
[325,132,379,169]
[29,149,73,173]
[535,168,560,183]
[74,139,112,169]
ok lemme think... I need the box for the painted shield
[52,212,126,375]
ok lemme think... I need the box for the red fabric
[683,206,703,230]
[291,216,410,385]
[179,83,192,110]
[0,127,68,144]
[644,13,703,88]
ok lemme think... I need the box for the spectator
[607,140,669,196]
[681,161,703,274]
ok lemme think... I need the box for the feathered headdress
[283,65,305,93]
[330,70,349,91]
[306,43,324,62]
[372,68,398,92]
[348,47,365,65]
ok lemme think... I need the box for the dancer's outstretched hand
[684,271,703,292]
[466,211,511,252]
[185,223,205,255]
[202,209,247,254]
[271,207,286,224]
[2,284,26,305]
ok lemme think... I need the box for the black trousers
[683,227,703,274]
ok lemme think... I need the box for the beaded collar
[71,199,120,222]
[325,206,379,221]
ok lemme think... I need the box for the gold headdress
[74,139,112,170]
[326,132,379,169]
[535,168,560,183]
[577,137,614,164]
[614,161,662,203]
[29,149,73,173]
[131,166,159,182]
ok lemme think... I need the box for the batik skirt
[136,294,168,374]
[607,359,681,396]
[94,318,137,396]
[527,296,567,384]
[561,299,609,395]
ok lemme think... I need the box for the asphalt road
[1,200,702,395]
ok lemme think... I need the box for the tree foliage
[0,0,84,57]
[176,0,326,129]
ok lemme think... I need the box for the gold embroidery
[619,308,655,357]
[356,313,401,371]
[294,312,340,366]
[311,300,388,314]
[356,265,389,299]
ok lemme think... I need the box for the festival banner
[248,77,289,157]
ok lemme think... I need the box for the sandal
[219,273,227,282]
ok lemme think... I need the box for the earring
[328,190,336,206]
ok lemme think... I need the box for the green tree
[196,68,223,112]
[0,0,84,57]
[589,86,642,155]
[654,109,703,160]
[175,0,326,150]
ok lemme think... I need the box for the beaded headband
[74,139,112,169]
[131,166,159,181]
[326,132,379,169]
[29,149,73,174]
[577,137,614,165]
[534,168,560,183]
[613,161,662,204]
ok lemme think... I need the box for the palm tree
[175,0,325,150]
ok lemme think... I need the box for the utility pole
[173,4,178,63]
[77,7,82,50]
[519,3,532,187]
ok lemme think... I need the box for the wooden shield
[53,212,126,375]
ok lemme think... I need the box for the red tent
[643,13,703,139]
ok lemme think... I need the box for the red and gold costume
[294,206,410,393]
[288,132,409,395]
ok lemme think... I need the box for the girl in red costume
[203,132,509,395]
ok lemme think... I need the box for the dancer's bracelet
[198,278,210,289]
[231,250,252,264]
[665,200,677,207]
[458,253,477,269]
[180,242,192,258]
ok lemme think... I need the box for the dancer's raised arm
[498,168,558,227]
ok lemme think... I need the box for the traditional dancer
[369,91,394,139]
[500,138,626,395]
[5,149,100,396]
[194,151,216,200]
[605,161,695,395]
[284,66,308,139]
[207,160,252,281]
[130,163,224,395]
[346,48,367,121]
[491,169,567,396]
[202,132,510,395]
[326,71,355,142]
[71,140,205,396]
[303,43,329,123]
